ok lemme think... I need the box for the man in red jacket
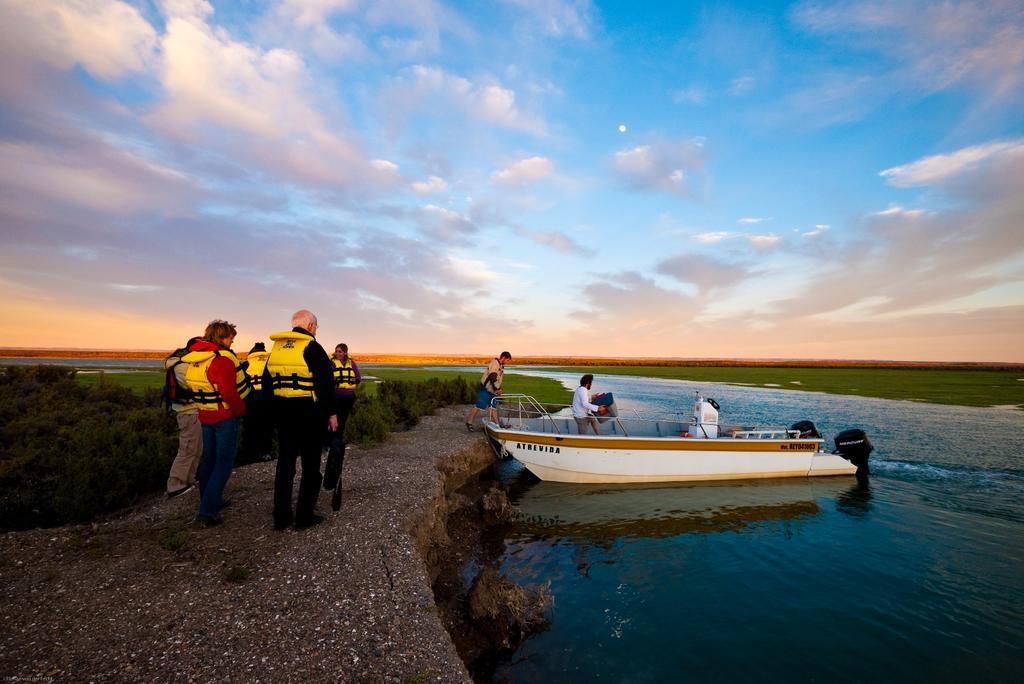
[183,320,250,526]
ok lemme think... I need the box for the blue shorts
[475,388,496,409]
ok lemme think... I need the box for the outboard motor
[834,428,873,478]
[790,420,822,438]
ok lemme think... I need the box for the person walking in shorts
[465,351,511,431]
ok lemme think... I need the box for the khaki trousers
[166,411,203,492]
[574,416,600,435]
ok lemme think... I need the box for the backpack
[161,351,195,409]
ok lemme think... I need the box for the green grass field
[548,365,1024,409]
[71,367,574,405]
[75,370,165,393]
[367,367,572,404]
[67,365,1023,409]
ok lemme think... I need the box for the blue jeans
[198,417,240,517]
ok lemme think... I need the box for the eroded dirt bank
[428,467,551,683]
[0,406,508,683]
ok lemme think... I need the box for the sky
[0,0,1022,361]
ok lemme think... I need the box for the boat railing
[490,394,635,437]
[490,394,567,434]
[491,395,809,441]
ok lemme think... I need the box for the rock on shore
[0,406,493,683]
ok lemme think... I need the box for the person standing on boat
[572,374,608,435]
[264,309,337,530]
[465,351,512,431]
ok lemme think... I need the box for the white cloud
[792,1,1024,99]
[672,87,707,105]
[387,65,546,136]
[738,217,769,224]
[880,139,1024,187]
[0,0,157,80]
[106,283,165,292]
[503,0,595,39]
[492,156,555,185]
[729,75,755,95]
[657,255,750,292]
[446,255,498,282]
[765,142,1024,323]
[612,140,706,198]
[366,0,473,40]
[515,227,594,256]
[371,159,401,175]
[147,3,394,191]
[748,234,781,249]
[875,206,925,218]
[265,0,366,62]
[570,272,695,340]
[802,224,830,237]
[411,175,449,194]
[62,246,99,261]
[278,0,359,28]
[477,85,535,130]
[0,138,195,214]
[695,231,729,243]
[420,204,476,241]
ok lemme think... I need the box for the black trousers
[273,399,323,527]
[239,399,273,461]
[335,393,356,438]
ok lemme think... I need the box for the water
[0,357,161,371]
[487,371,1024,683]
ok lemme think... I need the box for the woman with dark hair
[323,343,361,510]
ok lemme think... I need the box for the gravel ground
[0,406,494,683]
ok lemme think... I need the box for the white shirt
[572,385,599,418]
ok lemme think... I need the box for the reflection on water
[835,479,873,518]
[509,478,871,542]
[491,374,1024,683]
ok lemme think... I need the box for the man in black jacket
[264,309,338,530]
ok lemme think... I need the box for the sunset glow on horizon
[1,1,1022,361]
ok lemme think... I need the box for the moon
[618,124,627,133]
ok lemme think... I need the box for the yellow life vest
[332,357,357,391]
[266,331,316,400]
[182,348,251,411]
[244,351,270,393]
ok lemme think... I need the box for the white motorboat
[482,393,873,484]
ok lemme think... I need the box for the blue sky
[0,0,1022,360]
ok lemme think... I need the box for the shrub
[344,392,396,447]
[0,366,176,529]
